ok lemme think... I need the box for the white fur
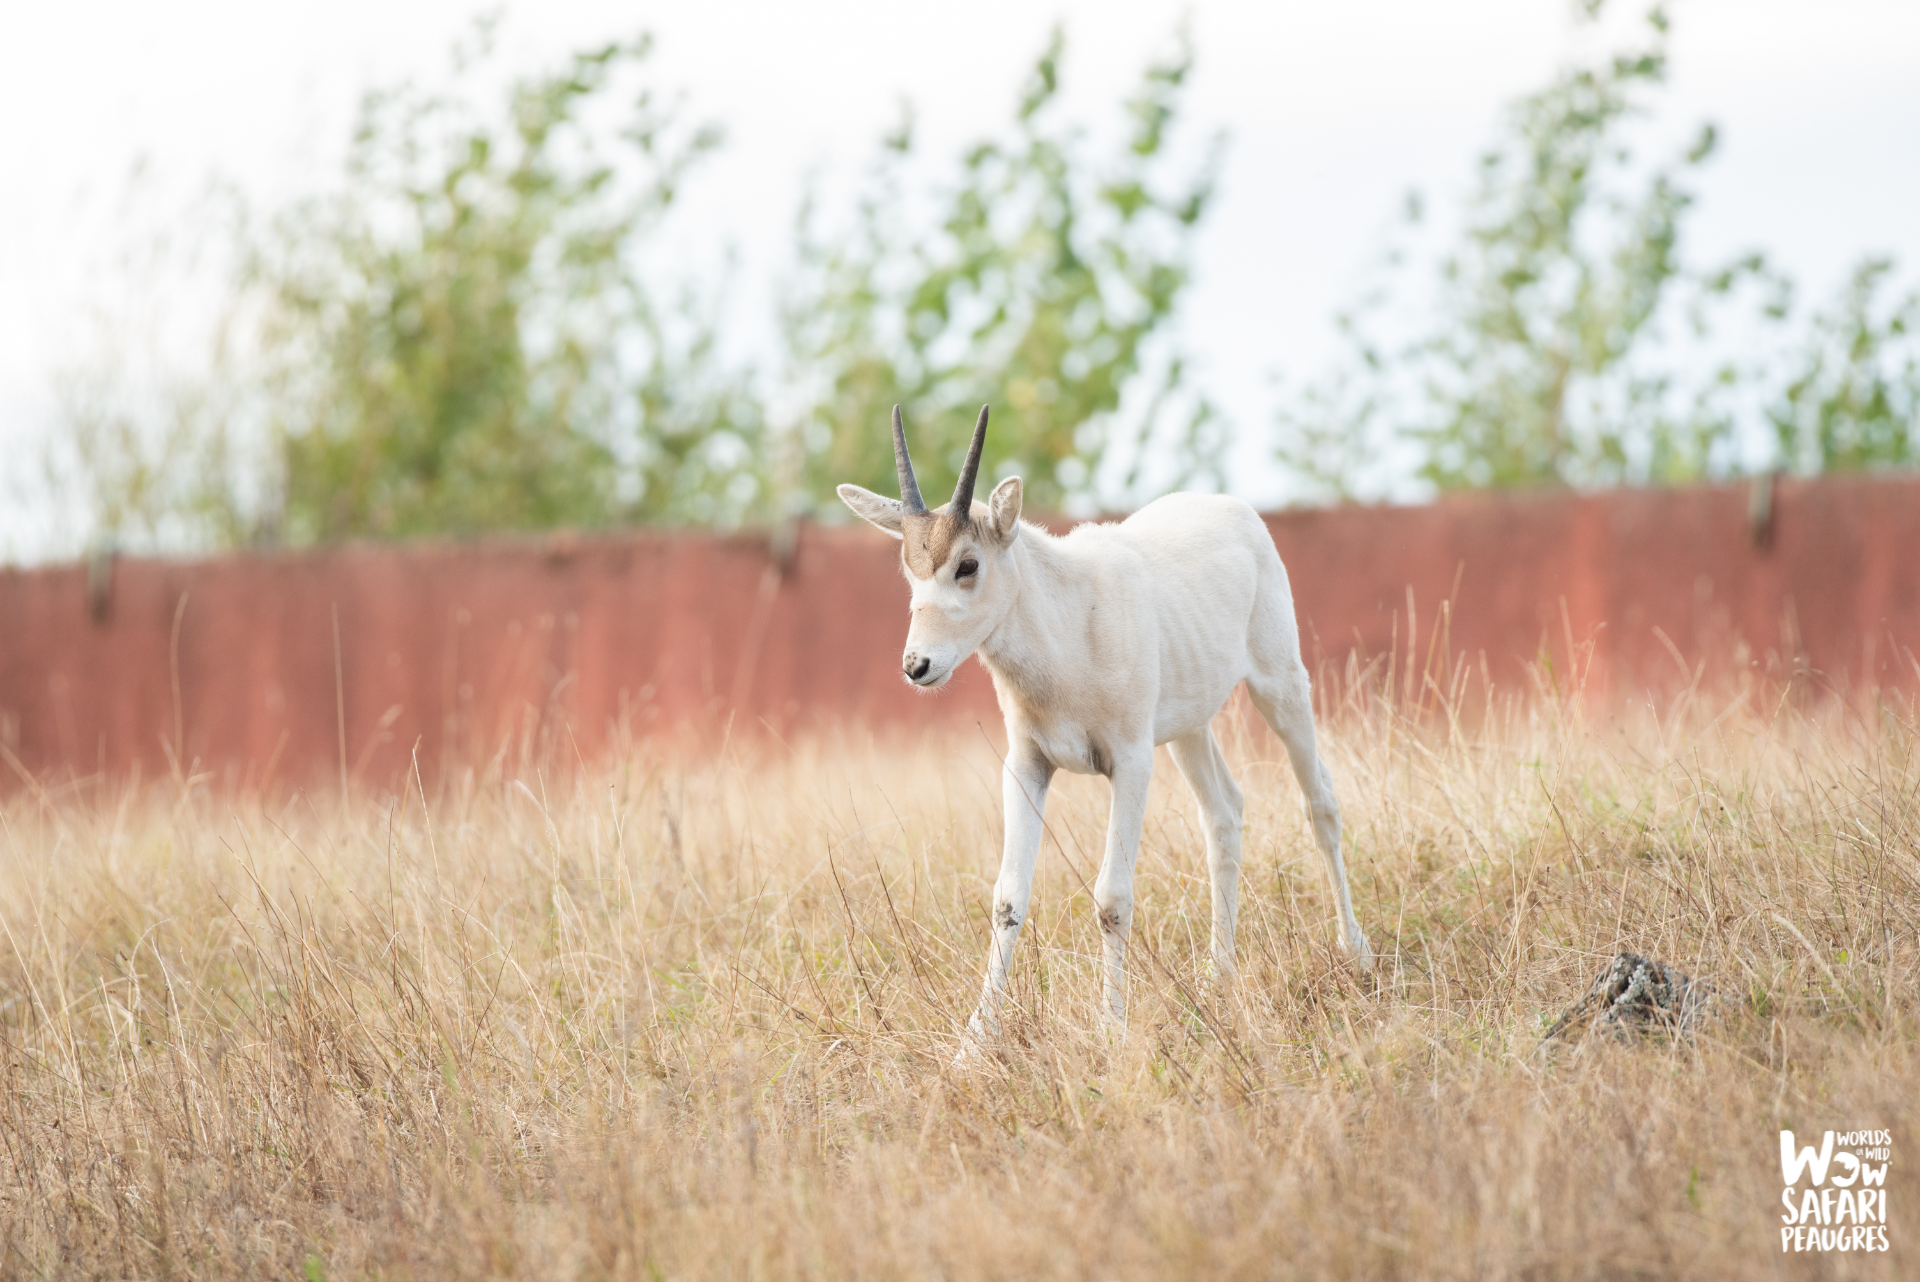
[838,478,1372,1047]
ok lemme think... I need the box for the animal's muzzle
[904,655,933,683]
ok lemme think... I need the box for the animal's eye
[956,558,979,579]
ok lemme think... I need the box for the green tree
[1274,1,1920,501]
[783,28,1225,515]
[1415,8,1718,490]
[254,29,759,543]
[1768,257,1920,474]
[1277,4,1779,498]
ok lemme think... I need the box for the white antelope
[839,405,1372,1044]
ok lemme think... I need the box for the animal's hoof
[953,1013,998,1067]
[1347,928,1375,973]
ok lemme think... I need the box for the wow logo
[1780,1129,1891,1253]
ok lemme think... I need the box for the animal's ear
[987,476,1022,545]
[837,484,907,538]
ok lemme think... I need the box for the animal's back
[1113,493,1284,738]
[1113,492,1273,564]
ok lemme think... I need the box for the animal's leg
[1247,664,1373,970]
[1091,749,1154,1028]
[961,743,1054,1055]
[1167,727,1246,983]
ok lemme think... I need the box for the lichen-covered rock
[1541,952,1717,1045]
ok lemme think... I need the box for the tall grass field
[1,672,1914,1278]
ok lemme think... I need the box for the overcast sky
[2,0,1917,557]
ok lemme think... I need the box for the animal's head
[837,405,1024,689]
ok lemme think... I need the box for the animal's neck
[977,526,1082,711]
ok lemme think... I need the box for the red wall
[1,474,1914,789]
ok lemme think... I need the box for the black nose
[906,657,931,681]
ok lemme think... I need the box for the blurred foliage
[782,28,1225,515]
[28,175,268,557]
[1768,258,1920,474]
[1274,2,1920,500]
[34,8,1920,558]
[1412,12,1725,490]
[47,359,250,553]
[253,29,760,542]
[49,24,1221,552]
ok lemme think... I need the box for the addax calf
[839,405,1371,1046]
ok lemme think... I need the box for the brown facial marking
[901,507,978,579]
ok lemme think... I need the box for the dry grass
[1,676,1916,1279]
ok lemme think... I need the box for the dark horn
[892,405,926,513]
[950,404,989,514]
